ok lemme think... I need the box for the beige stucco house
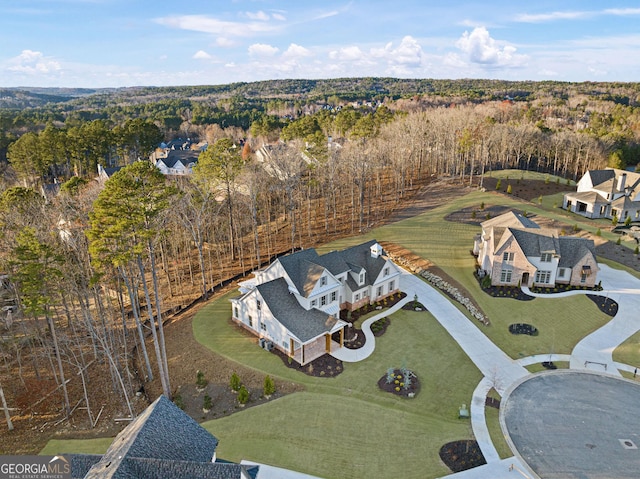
[474,211,599,288]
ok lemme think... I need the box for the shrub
[545,175,550,184]
[480,201,485,210]
[635,245,639,255]
[230,372,241,392]
[625,216,632,227]
[538,195,543,205]
[196,370,208,389]
[496,179,502,190]
[566,178,570,185]
[173,393,185,410]
[616,237,621,245]
[596,228,601,236]
[237,385,249,405]
[203,393,212,411]
[506,184,512,194]
[572,224,578,232]
[612,214,619,225]
[263,375,276,397]
[386,368,395,383]
[485,212,491,220]
[471,210,476,219]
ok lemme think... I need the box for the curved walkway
[330,264,640,479]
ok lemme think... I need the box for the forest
[0,77,639,445]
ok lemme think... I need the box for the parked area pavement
[329,263,640,479]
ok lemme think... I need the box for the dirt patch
[481,177,572,201]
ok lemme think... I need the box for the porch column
[301,344,305,365]
[339,328,344,347]
[289,338,294,357]
[325,334,331,353]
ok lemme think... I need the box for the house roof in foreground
[256,278,343,343]
[509,228,560,256]
[71,395,260,479]
[557,236,597,268]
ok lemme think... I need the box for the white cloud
[272,13,286,21]
[155,14,280,37]
[455,27,527,67]
[604,8,640,16]
[193,50,212,60]
[371,36,424,67]
[245,10,270,21]
[7,49,61,74]
[248,43,279,57]
[538,68,558,77]
[329,45,366,62]
[216,37,235,47]
[515,11,590,23]
[282,43,312,59]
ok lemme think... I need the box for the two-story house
[230,240,401,365]
[563,168,640,222]
[474,211,598,288]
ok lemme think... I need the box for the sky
[1,0,639,88]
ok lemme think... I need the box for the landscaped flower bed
[377,367,419,398]
[439,440,487,473]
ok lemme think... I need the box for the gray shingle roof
[558,236,597,268]
[509,228,559,256]
[277,249,321,297]
[588,169,616,188]
[158,150,199,169]
[318,240,387,286]
[256,278,341,342]
[84,395,219,478]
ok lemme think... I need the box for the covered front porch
[290,329,344,366]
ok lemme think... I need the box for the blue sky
[1,0,639,88]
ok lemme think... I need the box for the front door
[522,272,529,286]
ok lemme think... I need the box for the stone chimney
[617,172,627,192]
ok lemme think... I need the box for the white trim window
[320,276,327,287]
[503,252,514,262]
[330,291,337,302]
[535,270,552,284]
[540,253,552,262]
[389,280,395,292]
[500,270,512,283]
[359,271,365,285]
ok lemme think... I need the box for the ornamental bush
[263,375,275,397]
[230,372,241,392]
[237,385,249,405]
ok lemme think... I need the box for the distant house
[69,395,258,479]
[230,240,402,365]
[563,168,640,222]
[473,211,599,288]
[153,150,199,176]
[97,164,123,182]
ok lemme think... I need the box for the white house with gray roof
[230,240,401,365]
[563,168,640,222]
[474,211,599,288]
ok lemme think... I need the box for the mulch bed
[377,368,420,398]
[509,323,539,336]
[439,440,487,473]
[485,397,500,409]
[271,348,344,378]
[586,294,619,316]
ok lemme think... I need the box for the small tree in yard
[203,393,212,412]
[230,372,241,392]
[612,213,619,225]
[506,184,512,194]
[237,385,249,405]
[495,179,502,191]
[625,216,632,227]
[196,370,208,390]
[263,375,276,397]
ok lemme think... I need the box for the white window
[384,267,389,277]
[234,306,238,318]
[363,291,368,298]
[540,253,552,262]
[311,299,317,307]
[248,315,253,328]
[503,252,514,262]
[330,291,337,302]
[500,270,512,283]
[581,273,587,283]
[558,268,566,278]
[283,340,289,349]
[389,280,395,292]
[320,276,327,287]
[260,322,266,331]
[377,286,383,297]
[321,295,327,306]
[359,272,365,284]
[535,270,551,284]
[355,293,360,301]
[256,300,261,310]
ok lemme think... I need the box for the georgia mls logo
[0,455,71,479]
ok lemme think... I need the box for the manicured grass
[40,437,113,456]
[613,330,640,369]
[199,308,483,479]
[42,181,631,476]
[484,406,512,459]
[525,361,570,374]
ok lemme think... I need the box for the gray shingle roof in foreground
[509,228,560,256]
[257,278,342,342]
[78,395,263,479]
[558,236,597,268]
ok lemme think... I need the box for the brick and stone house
[473,211,599,288]
[230,240,402,365]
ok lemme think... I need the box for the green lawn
[42,179,630,477]
[613,330,640,369]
